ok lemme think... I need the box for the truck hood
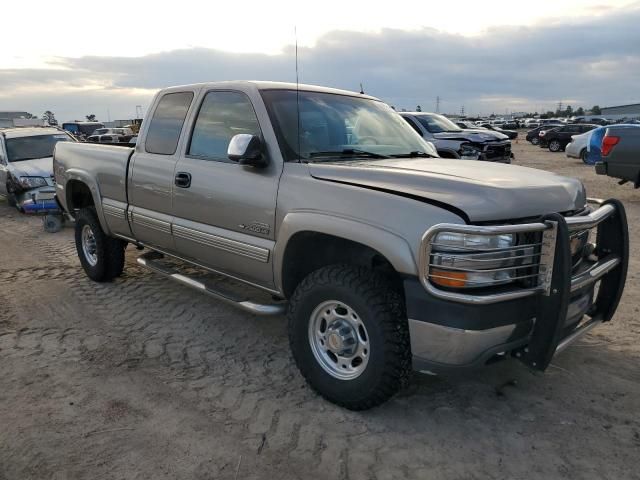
[308,158,586,222]
[8,156,53,178]
[432,130,508,142]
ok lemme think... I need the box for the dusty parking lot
[1,139,639,480]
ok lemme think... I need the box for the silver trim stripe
[103,204,126,220]
[132,213,172,235]
[173,225,270,263]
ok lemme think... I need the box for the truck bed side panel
[54,142,134,236]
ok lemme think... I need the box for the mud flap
[517,213,571,371]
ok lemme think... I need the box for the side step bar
[136,252,286,316]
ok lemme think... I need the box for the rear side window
[188,91,261,161]
[145,92,194,155]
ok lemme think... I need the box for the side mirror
[228,134,268,167]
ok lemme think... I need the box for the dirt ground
[1,139,639,480]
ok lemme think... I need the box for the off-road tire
[75,207,126,282]
[549,140,562,152]
[288,265,411,410]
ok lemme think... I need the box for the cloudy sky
[1,0,638,122]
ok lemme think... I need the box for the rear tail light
[602,135,620,156]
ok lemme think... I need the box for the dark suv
[526,124,564,145]
[540,124,598,151]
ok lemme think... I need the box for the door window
[188,91,261,162]
[145,91,194,155]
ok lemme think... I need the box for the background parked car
[526,123,564,145]
[400,112,513,162]
[501,120,519,129]
[61,121,105,140]
[90,127,135,143]
[595,125,640,186]
[565,129,594,163]
[541,124,598,152]
[478,123,518,139]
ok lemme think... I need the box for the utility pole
[557,101,563,113]
[436,96,441,113]
[460,105,465,116]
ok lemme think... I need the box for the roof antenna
[295,26,301,163]
[360,83,365,94]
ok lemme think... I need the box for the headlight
[429,232,532,289]
[433,232,515,251]
[18,176,48,188]
[459,143,482,160]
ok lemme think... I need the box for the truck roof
[160,80,380,101]
[0,126,67,139]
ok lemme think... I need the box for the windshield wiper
[389,151,436,158]
[308,149,390,160]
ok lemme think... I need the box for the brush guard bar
[419,198,628,371]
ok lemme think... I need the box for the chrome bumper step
[136,252,286,316]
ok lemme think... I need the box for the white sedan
[565,130,592,163]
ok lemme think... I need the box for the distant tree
[576,107,585,116]
[416,105,422,112]
[42,110,57,125]
[591,105,602,115]
[86,114,97,122]
[24,112,36,119]
[565,105,573,117]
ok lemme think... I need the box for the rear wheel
[580,149,589,164]
[549,140,562,152]
[75,207,126,281]
[288,265,411,410]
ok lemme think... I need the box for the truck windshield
[414,114,462,134]
[5,134,71,162]
[261,90,437,161]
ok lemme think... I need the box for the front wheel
[531,137,540,145]
[288,265,411,410]
[75,207,126,282]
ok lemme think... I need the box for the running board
[136,252,286,316]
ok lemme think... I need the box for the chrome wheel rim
[308,300,370,380]
[81,224,98,266]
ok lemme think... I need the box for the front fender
[273,211,417,293]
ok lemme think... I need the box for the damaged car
[0,127,74,217]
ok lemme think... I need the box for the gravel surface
[1,138,639,479]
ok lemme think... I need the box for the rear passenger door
[171,89,282,289]
[128,90,195,251]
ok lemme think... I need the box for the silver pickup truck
[54,81,629,410]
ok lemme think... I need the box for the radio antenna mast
[295,26,301,163]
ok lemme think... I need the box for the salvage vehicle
[400,112,512,162]
[89,127,135,143]
[595,125,640,187]
[0,127,74,213]
[54,81,628,410]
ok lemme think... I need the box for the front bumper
[407,199,628,373]
[16,187,61,215]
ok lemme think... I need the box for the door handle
[174,172,192,188]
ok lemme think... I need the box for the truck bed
[54,142,133,206]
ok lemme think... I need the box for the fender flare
[63,168,111,234]
[273,211,418,293]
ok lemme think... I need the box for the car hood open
[308,158,586,222]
